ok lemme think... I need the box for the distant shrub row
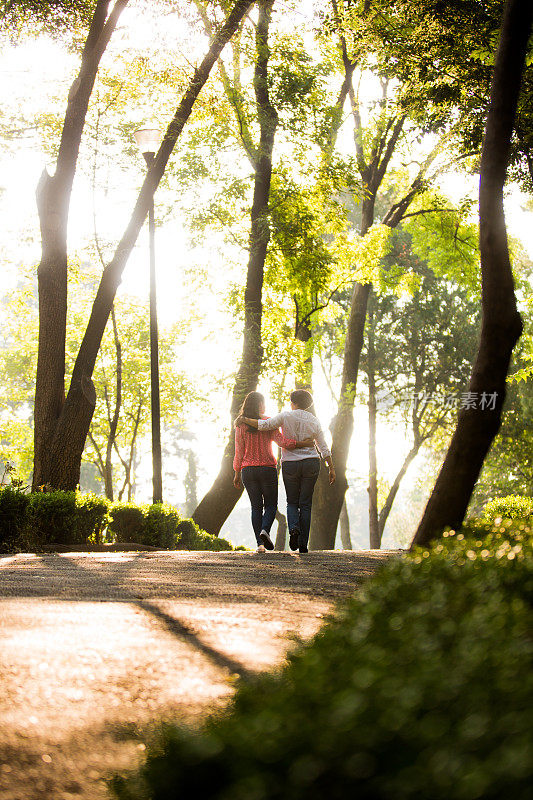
[111,513,533,800]
[0,487,236,552]
[109,501,236,551]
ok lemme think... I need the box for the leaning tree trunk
[193,0,278,535]
[33,0,128,490]
[378,442,419,543]
[412,0,530,546]
[33,0,255,491]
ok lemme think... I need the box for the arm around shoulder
[257,411,286,431]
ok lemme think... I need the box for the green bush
[109,502,152,544]
[1,488,109,550]
[25,491,82,546]
[191,530,234,551]
[481,495,533,523]
[0,486,30,552]
[75,492,110,544]
[23,490,110,547]
[145,505,182,549]
[111,531,533,800]
[175,519,199,549]
[108,503,233,551]
[109,503,181,548]
[176,518,233,551]
[0,488,235,552]
[460,515,533,548]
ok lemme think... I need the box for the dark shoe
[260,530,275,550]
[299,547,308,553]
[289,528,300,551]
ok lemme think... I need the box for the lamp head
[133,128,162,162]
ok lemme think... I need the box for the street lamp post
[133,127,163,504]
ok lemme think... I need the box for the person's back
[261,407,328,462]
[238,389,335,553]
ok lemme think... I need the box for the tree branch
[193,0,257,166]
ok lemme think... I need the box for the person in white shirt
[235,389,335,553]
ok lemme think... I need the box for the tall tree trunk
[104,306,122,500]
[184,450,199,517]
[412,0,529,546]
[33,0,128,490]
[193,0,278,535]
[87,430,106,487]
[309,192,375,549]
[367,294,379,548]
[32,0,255,491]
[339,499,352,550]
[310,282,371,549]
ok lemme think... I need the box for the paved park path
[0,550,397,800]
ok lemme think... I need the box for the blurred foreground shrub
[111,528,533,800]
[462,514,533,548]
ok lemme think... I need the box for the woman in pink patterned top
[233,391,313,552]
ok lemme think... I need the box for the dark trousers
[241,466,278,545]
[281,458,320,551]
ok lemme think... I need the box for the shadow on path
[51,554,258,681]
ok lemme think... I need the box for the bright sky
[1,4,532,549]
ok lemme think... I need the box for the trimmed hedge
[109,502,182,549]
[109,504,234,551]
[107,502,145,543]
[76,492,110,543]
[0,486,30,551]
[0,488,235,552]
[10,490,109,550]
[111,521,533,800]
[175,518,234,552]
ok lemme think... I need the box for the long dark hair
[238,391,264,433]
